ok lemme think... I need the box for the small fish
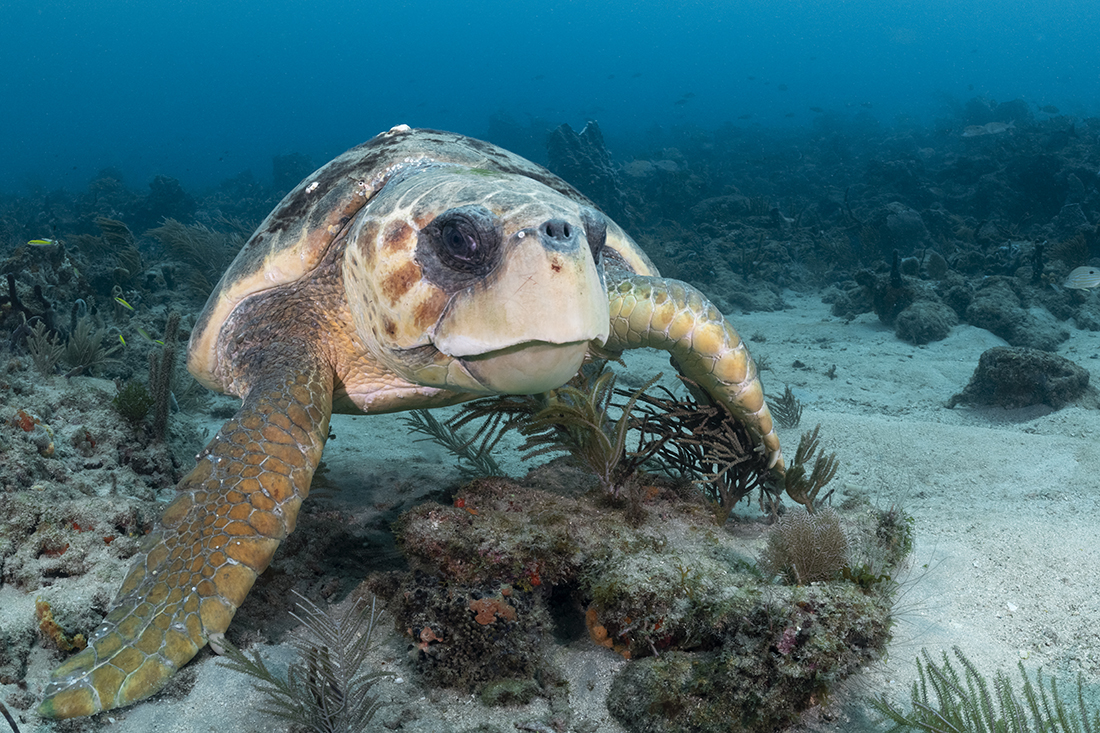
[27,238,57,246]
[114,296,135,310]
[809,106,824,113]
[961,121,1015,137]
[118,335,127,346]
[136,327,164,345]
[1064,266,1100,290]
[1040,105,1060,114]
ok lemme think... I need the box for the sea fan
[758,506,848,584]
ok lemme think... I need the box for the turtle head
[342,165,610,394]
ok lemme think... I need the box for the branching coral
[148,312,180,441]
[627,380,775,520]
[783,424,839,512]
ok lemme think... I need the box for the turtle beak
[432,220,609,394]
[456,338,599,394]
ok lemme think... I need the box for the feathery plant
[517,367,660,495]
[770,384,803,429]
[873,646,1100,733]
[25,319,64,376]
[147,218,245,295]
[401,408,505,478]
[405,366,659,494]
[63,315,123,376]
[217,591,392,733]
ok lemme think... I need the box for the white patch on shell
[265,265,289,283]
[305,181,319,193]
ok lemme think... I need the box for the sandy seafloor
[7,288,1100,733]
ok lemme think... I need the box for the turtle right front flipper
[38,363,332,719]
[605,274,784,472]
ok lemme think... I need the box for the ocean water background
[1,0,1098,193]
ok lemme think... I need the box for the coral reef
[546,120,631,224]
[948,346,1094,409]
[893,299,959,345]
[391,467,904,732]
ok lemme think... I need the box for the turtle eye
[419,205,502,288]
[441,219,481,265]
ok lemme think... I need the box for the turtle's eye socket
[581,209,607,263]
[419,205,502,288]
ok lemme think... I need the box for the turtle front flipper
[606,275,784,472]
[38,364,333,719]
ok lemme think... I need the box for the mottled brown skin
[39,127,781,719]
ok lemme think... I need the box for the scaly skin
[606,275,784,472]
[38,362,332,719]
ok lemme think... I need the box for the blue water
[2,0,1098,193]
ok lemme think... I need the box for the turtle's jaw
[457,338,592,394]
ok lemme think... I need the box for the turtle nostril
[540,219,574,242]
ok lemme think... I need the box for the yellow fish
[1064,266,1100,290]
[136,327,164,345]
[27,238,58,246]
[114,296,135,310]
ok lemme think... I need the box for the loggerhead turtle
[39,126,783,718]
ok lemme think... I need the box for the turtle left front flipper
[38,361,332,719]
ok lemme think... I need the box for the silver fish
[961,121,1016,137]
[1064,265,1100,290]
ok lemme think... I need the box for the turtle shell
[187,125,656,389]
